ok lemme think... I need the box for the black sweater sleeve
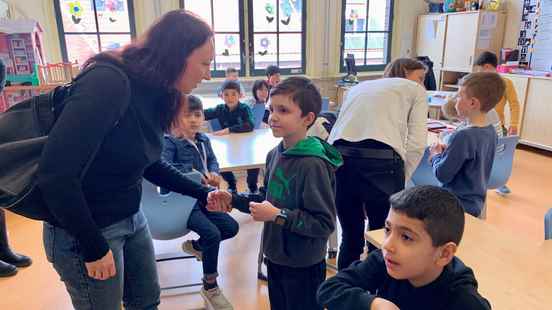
[36,66,130,262]
[143,159,211,203]
[317,251,387,310]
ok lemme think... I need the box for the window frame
[54,0,137,63]
[339,0,394,73]
[247,0,307,76]
[180,0,246,78]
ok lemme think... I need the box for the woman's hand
[249,201,279,222]
[207,190,232,212]
[213,128,230,136]
[85,249,116,280]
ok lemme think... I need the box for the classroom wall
[5,0,524,80]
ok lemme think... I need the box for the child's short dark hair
[220,79,242,94]
[187,94,203,112]
[225,67,239,74]
[270,77,321,126]
[252,79,270,102]
[266,65,280,77]
[475,51,498,68]
[389,185,465,247]
[459,72,505,112]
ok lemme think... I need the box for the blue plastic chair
[545,209,552,240]
[141,171,203,290]
[409,148,441,187]
[251,104,266,129]
[207,119,222,132]
[322,96,330,111]
[487,135,519,190]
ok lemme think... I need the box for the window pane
[344,0,367,32]
[366,33,388,64]
[214,33,241,71]
[279,0,303,32]
[344,33,366,65]
[99,34,131,51]
[252,0,277,32]
[65,34,99,64]
[253,34,277,70]
[58,0,97,33]
[95,0,131,33]
[278,33,301,69]
[212,0,240,32]
[183,0,212,26]
[367,0,391,31]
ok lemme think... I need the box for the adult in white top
[328,58,428,270]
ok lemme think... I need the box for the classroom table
[207,128,281,172]
[365,214,552,310]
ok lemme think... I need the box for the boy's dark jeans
[221,168,260,191]
[266,259,326,310]
[187,206,239,277]
[334,140,405,270]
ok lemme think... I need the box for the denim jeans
[186,205,239,278]
[334,140,405,270]
[43,210,160,310]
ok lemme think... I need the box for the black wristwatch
[274,209,288,226]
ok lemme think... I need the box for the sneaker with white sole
[201,287,234,310]
[182,240,202,261]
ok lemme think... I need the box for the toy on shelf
[0,19,46,86]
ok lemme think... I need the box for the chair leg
[156,253,203,291]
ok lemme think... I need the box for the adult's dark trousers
[266,259,326,310]
[221,169,260,192]
[334,139,405,270]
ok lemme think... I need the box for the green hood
[283,137,343,168]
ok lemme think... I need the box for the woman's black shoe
[0,260,17,277]
[0,250,32,268]
[257,272,268,282]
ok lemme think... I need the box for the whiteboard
[532,0,552,71]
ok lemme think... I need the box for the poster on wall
[518,0,552,72]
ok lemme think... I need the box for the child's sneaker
[201,286,234,310]
[495,185,511,196]
[182,240,202,261]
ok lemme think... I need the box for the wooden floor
[1,145,551,309]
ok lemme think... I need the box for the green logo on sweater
[268,167,295,202]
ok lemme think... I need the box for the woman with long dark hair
[37,10,231,309]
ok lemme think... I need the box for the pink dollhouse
[0,19,46,84]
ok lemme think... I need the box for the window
[340,0,394,72]
[181,0,305,76]
[54,0,136,65]
[180,0,245,77]
[248,0,306,75]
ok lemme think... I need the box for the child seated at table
[317,185,491,310]
[429,72,505,217]
[162,94,239,309]
[204,79,260,193]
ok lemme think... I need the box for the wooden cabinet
[416,14,447,85]
[416,11,506,91]
[520,77,552,151]
[442,11,506,73]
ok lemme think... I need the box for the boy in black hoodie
[212,77,343,310]
[317,185,491,310]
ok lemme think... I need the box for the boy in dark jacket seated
[205,79,260,193]
[163,95,238,309]
[317,185,491,310]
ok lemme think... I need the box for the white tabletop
[208,128,282,172]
